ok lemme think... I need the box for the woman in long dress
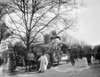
[0,57,8,76]
[38,52,48,73]
[0,57,4,76]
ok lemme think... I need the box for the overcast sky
[68,0,100,46]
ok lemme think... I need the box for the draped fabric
[0,65,4,76]
[38,55,48,72]
[49,38,62,52]
[0,58,9,76]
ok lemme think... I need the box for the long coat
[38,55,48,72]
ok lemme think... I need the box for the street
[2,57,100,77]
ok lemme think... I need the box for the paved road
[74,64,100,77]
[2,58,100,77]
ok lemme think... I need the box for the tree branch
[30,14,59,44]
[30,3,57,30]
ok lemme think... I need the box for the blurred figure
[70,53,75,66]
[86,51,92,65]
[38,52,48,73]
[98,51,100,64]
[66,49,70,64]
[95,47,100,64]
[0,57,8,76]
[0,57,4,76]
[45,53,51,69]
[97,47,100,64]
[69,49,75,66]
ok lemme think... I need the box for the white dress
[0,65,4,76]
[38,55,48,72]
[0,59,9,76]
[0,64,7,76]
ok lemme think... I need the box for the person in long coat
[0,57,8,76]
[0,57,4,76]
[86,51,92,65]
[95,47,100,64]
[70,53,75,66]
[38,52,48,73]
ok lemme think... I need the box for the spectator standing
[69,49,75,66]
[70,53,75,66]
[38,52,48,73]
[86,50,92,65]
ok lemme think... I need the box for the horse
[14,52,37,72]
[23,54,37,71]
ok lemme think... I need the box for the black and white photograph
[0,0,100,77]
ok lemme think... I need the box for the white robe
[0,64,8,76]
[0,58,9,76]
[38,55,48,72]
[0,65,4,76]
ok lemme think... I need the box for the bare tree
[0,22,12,44]
[1,0,83,52]
[0,4,12,44]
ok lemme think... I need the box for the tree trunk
[26,31,31,53]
